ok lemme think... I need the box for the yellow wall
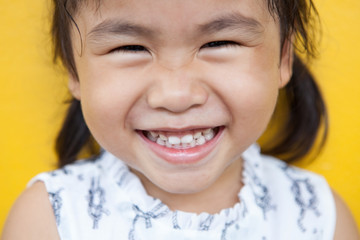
[1,0,359,234]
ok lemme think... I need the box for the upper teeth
[146,128,216,149]
[180,134,193,144]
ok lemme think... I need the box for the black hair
[261,55,327,161]
[53,0,327,167]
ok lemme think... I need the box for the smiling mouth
[142,127,221,149]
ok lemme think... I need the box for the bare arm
[332,190,360,240]
[1,181,60,240]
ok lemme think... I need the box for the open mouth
[142,127,221,150]
[139,126,224,164]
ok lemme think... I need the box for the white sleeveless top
[29,145,336,240]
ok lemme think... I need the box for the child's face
[70,0,292,197]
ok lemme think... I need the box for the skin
[2,0,359,239]
[69,0,287,212]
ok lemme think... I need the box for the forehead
[74,0,273,29]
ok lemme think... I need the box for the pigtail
[260,0,328,162]
[53,0,98,167]
[55,99,97,167]
[262,55,328,162]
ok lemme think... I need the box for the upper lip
[138,126,221,132]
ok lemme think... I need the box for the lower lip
[138,127,224,165]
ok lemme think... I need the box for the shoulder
[261,154,360,239]
[1,181,60,240]
[2,152,124,240]
[255,152,339,238]
[28,152,112,190]
[332,190,360,240]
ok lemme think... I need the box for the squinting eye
[201,41,239,49]
[110,45,147,53]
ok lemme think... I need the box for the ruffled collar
[98,144,265,232]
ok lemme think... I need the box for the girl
[2,0,359,239]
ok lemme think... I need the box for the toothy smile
[143,127,220,149]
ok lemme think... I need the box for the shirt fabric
[28,144,336,240]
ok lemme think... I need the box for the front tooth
[147,132,157,142]
[166,141,172,148]
[182,142,189,148]
[203,128,212,134]
[159,134,167,141]
[168,136,181,145]
[181,134,193,144]
[193,131,202,139]
[173,144,181,149]
[196,135,206,145]
[204,129,214,141]
[156,138,166,146]
[150,131,159,138]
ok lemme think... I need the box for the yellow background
[0,0,359,234]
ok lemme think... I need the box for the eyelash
[110,45,147,53]
[110,40,238,53]
[201,40,239,49]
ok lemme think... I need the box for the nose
[146,65,208,113]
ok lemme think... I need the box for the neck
[134,158,243,215]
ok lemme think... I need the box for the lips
[138,126,223,165]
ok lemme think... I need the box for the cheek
[77,62,144,142]
[204,47,280,133]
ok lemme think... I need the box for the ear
[279,36,294,88]
[68,73,81,100]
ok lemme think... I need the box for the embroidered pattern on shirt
[172,211,181,229]
[199,215,215,231]
[244,160,276,220]
[87,177,110,229]
[220,217,240,240]
[48,188,63,226]
[115,165,130,187]
[129,203,169,240]
[240,196,248,218]
[280,165,321,232]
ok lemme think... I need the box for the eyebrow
[87,20,158,43]
[199,13,264,36]
[87,12,264,44]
